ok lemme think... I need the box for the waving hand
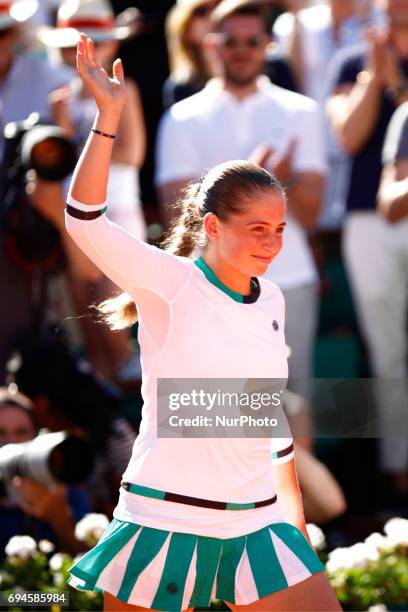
[76,33,126,115]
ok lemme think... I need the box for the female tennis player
[65,33,341,612]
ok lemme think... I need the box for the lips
[252,255,272,264]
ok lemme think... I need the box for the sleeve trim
[66,204,107,220]
[66,194,107,212]
[272,442,294,460]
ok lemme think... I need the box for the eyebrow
[246,221,287,227]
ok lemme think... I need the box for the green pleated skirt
[67,518,324,610]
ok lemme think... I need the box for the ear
[203,212,220,240]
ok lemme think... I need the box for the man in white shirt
[155,0,327,398]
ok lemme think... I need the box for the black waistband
[121,481,277,510]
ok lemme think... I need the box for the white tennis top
[65,197,295,538]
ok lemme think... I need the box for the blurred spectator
[273,0,384,104]
[376,102,408,495]
[274,1,385,228]
[0,0,70,383]
[11,338,137,516]
[156,0,327,400]
[0,387,91,558]
[326,0,408,489]
[163,0,222,108]
[38,0,147,385]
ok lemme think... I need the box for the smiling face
[203,188,286,285]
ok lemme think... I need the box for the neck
[222,77,259,100]
[202,252,252,295]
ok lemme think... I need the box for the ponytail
[97,181,205,330]
[97,160,282,330]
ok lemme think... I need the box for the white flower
[326,547,355,573]
[49,553,66,572]
[5,535,36,559]
[38,540,55,554]
[53,572,65,587]
[74,513,109,544]
[368,605,389,612]
[364,532,391,552]
[306,523,326,551]
[383,517,408,546]
[326,541,379,573]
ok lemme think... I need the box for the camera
[0,113,77,273]
[0,431,95,498]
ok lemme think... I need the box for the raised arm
[65,34,191,303]
[70,34,126,204]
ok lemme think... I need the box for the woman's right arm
[69,34,125,205]
[65,34,190,301]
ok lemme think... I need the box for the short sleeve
[271,438,294,465]
[65,196,192,303]
[382,103,408,165]
[155,108,202,185]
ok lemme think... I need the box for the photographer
[0,387,91,560]
[0,0,70,382]
[12,338,137,516]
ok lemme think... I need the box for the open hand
[249,140,296,186]
[76,33,126,116]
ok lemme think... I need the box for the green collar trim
[194,257,260,303]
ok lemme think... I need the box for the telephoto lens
[0,431,94,487]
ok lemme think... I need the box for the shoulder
[259,277,285,304]
[164,80,221,123]
[265,81,319,114]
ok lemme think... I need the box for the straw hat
[0,0,39,29]
[38,0,135,48]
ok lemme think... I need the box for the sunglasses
[218,33,267,50]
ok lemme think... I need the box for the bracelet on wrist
[91,128,116,139]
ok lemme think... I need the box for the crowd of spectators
[0,0,407,558]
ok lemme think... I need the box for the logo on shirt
[272,320,279,332]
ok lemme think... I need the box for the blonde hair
[165,0,218,83]
[98,160,284,329]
